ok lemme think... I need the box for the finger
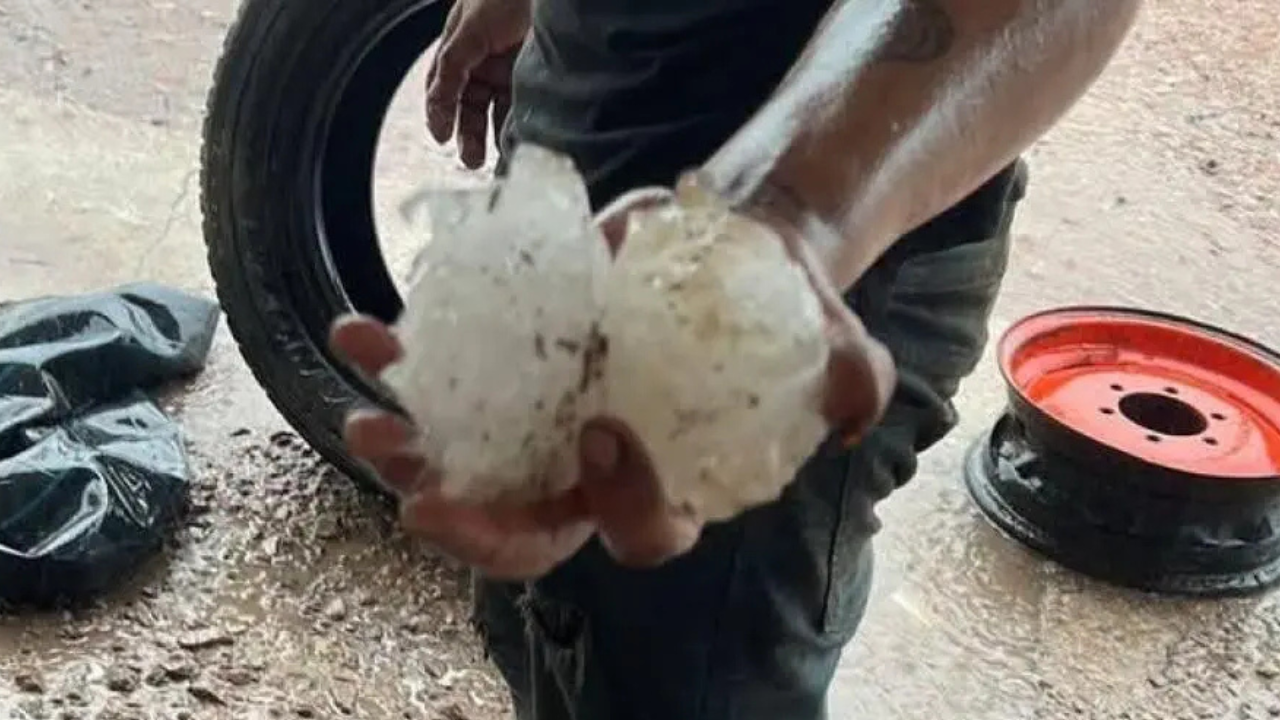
[345,409,432,497]
[399,487,591,571]
[822,319,897,447]
[426,31,488,145]
[491,90,512,145]
[781,230,853,323]
[344,408,414,460]
[368,453,433,498]
[424,6,462,91]
[473,520,596,581]
[424,8,463,136]
[579,420,702,567]
[403,481,591,536]
[457,81,493,169]
[470,488,592,533]
[594,187,675,252]
[330,314,403,376]
[405,491,592,579]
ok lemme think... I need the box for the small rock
[15,672,45,694]
[143,667,168,687]
[231,428,251,437]
[440,702,469,720]
[401,615,429,634]
[104,665,141,694]
[16,698,45,719]
[221,667,258,687]
[163,659,200,682]
[295,706,316,718]
[1258,663,1280,680]
[188,684,227,706]
[314,516,342,540]
[177,629,235,651]
[323,598,348,621]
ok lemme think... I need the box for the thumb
[577,420,701,567]
[579,423,622,477]
[594,187,675,253]
[823,319,896,447]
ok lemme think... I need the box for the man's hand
[598,181,898,448]
[330,189,894,579]
[331,313,701,578]
[425,0,530,169]
[333,315,591,580]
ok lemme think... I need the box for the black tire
[201,0,453,491]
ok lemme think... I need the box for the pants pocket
[819,192,1022,635]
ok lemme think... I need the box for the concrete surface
[1,0,1278,718]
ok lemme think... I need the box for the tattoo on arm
[874,0,956,63]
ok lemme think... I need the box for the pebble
[314,516,342,540]
[16,698,45,719]
[177,629,235,651]
[221,667,258,687]
[104,665,141,694]
[188,684,227,706]
[15,671,45,694]
[163,659,200,682]
[323,598,348,621]
[439,702,469,720]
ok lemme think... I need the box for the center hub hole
[1118,392,1208,437]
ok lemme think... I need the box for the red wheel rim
[998,307,1280,480]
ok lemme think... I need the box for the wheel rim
[965,306,1280,596]
[999,306,1280,480]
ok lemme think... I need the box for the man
[331,0,1142,717]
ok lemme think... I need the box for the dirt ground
[1,0,1279,718]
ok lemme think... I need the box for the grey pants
[469,163,1025,720]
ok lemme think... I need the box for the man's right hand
[425,0,531,169]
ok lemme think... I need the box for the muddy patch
[0,431,510,720]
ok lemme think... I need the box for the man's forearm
[703,0,1142,289]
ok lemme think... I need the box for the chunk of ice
[381,145,610,502]
[382,148,830,521]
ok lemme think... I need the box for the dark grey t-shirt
[504,0,1020,252]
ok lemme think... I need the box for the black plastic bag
[0,283,219,607]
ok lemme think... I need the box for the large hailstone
[381,146,831,521]
[600,173,831,523]
[380,144,610,503]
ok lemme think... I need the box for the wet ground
[1,0,1278,718]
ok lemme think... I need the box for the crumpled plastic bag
[0,282,219,607]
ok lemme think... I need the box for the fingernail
[580,427,620,474]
